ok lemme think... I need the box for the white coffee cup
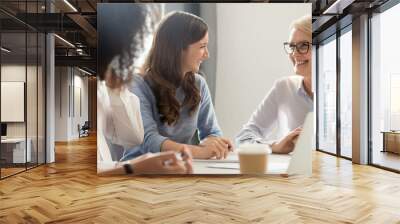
[237,144,271,174]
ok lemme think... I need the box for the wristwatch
[123,163,134,174]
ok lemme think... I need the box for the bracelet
[123,163,134,174]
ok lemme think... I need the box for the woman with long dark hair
[123,11,233,160]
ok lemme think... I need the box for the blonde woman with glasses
[236,15,313,154]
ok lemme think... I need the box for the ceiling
[1,0,98,72]
[0,0,393,73]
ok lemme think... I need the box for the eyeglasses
[283,42,311,54]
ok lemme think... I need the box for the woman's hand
[179,146,193,174]
[271,127,302,154]
[198,136,233,159]
[131,150,193,174]
[160,138,233,160]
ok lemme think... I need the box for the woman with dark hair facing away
[122,11,233,161]
[97,5,192,175]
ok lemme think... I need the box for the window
[339,27,352,158]
[370,2,400,171]
[0,1,47,179]
[317,36,337,155]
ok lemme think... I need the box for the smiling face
[288,28,312,78]
[181,32,209,74]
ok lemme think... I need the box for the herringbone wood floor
[1,135,400,223]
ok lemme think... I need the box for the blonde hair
[290,15,312,38]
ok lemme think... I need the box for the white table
[1,138,31,163]
[192,153,291,175]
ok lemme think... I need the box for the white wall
[55,67,89,141]
[72,73,89,138]
[55,67,68,141]
[1,65,36,137]
[200,3,218,102]
[1,64,46,163]
[214,3,311,140]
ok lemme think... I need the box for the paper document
[193,153,239,163]
[206,161,290,174]
[207,163,239,169]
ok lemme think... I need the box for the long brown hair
[143,11,208,125]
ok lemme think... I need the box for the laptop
[286,112,314,176]
[193,112,314,176]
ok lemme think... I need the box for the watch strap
[123,163,134,174]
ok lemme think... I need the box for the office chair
[79,121,90,138]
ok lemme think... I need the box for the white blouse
[235,75,313,145]
[97,80,144,163]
